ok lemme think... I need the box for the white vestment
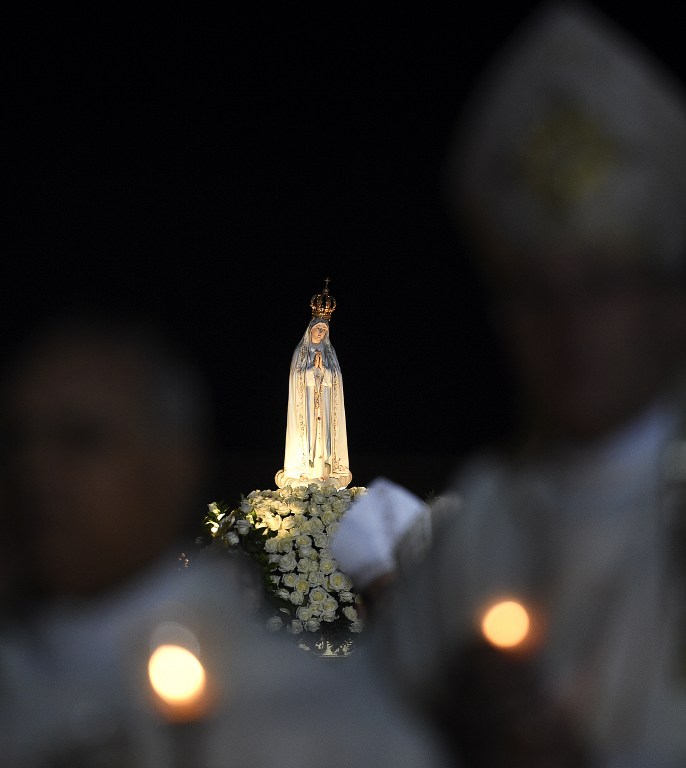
[372,395,686,767]
[0,550,454,768]
[330,477,432,590]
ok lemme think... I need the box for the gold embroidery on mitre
[516,104,618,211]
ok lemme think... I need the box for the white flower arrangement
[203,481,367,655]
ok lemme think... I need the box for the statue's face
[310,323,328,344]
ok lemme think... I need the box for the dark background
[6,3,686,501]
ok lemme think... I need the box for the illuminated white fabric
[330,477,431,590]
[275,317,351,488]
[373,397,686,767]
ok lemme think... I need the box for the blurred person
[0,308,215,763]
[0,309,212,605]
[350,2,686,766]
[192,574,455,768]
[0,479,24,634]
[0,541,455,768]
[0,309,454,768]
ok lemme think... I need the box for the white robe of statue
[275,315,352,489]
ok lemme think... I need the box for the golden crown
[310,277,337,321]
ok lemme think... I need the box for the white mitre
[446,0,686,274]
[330,477,431,591]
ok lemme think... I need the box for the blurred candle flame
[148,642,208,721]
[481,599,530,648]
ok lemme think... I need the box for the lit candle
[146,621,216,768]
[480,599,531,649]
[148,643,207,722]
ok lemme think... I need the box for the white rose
[332,496,349,514]
[288,620,304,635]
[226,532,239,546]
[312,533,329,548]
[309,587,329,605]
[343,606,358,621]
[273,500,289,516]
[297,558,314,573]
[275,588,290,601]
[278,552,298,572]
[266,616,283,632]
[305,619,321,632]
[328,571,351,591]
[338,590,354,603]
[296,606,313,621]
[300,519,313,534]
[291,486,309,501]
[350,621,364,633]
[322,597,338,614]
[264,537,279,553]
[282,572,297,588]
[321,611,337,622]
[235,519,251,535]
[319,556,336,575]
[307,570,324,586]
[289,590,305,605]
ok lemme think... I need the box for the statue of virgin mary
[275,280,352,489]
